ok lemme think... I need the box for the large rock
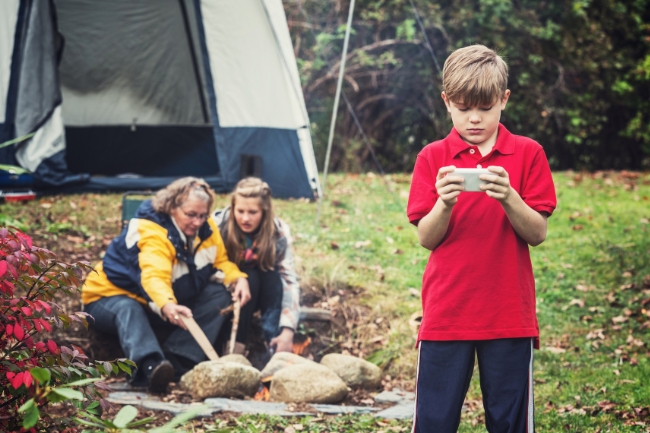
[179,354,253,391]
[186,361,261,399]
[270,363,348,403]
[217,354,253,367]
[320,353,382,389]
[259,352,312,381]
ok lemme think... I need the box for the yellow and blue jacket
[82,200,246,311]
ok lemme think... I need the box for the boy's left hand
[480,166,513,202]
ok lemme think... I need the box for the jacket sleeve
[276,220,301,330]
[209,218,247,286]
[136,219,178,309]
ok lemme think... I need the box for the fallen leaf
[66,235,84,244]
[612,316,628,324]
[385,236,394,244]
[327,295,340,307]
[409,288,421,298]
[598,401,616,412]
[544,346,566,354]
[69,201,77,209]
[354,240,371,249]
[330,241,339,250]
[561,263,574,269]
[368,335,387,344]
[409,311,422,332]
[40,203,52,209]
[586,329,605,340]
[569,211,582,220]
[572,225,584,231]
[575,284,589,292]
[391,248,403,255]
[613,369,620,375]
[569,299,585,308]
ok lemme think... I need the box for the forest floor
[3,171,649,432]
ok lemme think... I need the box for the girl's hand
[232,277,251,307]
[270,328,294,353]
[161,303,193,330]
[435,165,463,206]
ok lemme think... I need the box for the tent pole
[316,0,356,227]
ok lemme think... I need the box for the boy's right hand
[436,166,464,206]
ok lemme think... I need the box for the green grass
[2,171,649,431]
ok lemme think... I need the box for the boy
[407,45,556,432]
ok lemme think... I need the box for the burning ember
[253,383,270,401]
[292,336,311,356]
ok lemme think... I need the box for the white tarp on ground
[0,0,20,124]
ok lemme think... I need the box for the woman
[83,177,250,392]
[213,177,300,355]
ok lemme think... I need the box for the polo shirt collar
[449,123,515,157]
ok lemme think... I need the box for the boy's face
[441,90,510,148]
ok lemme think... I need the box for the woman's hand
[161,303,193,331]
[232,277,251,307]
[270,328,294,353]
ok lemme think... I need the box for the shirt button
[477,164,482,168]
[469,149,475,154]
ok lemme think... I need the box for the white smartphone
[451,168,491,192]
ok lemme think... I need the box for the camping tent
[0,0,320,199]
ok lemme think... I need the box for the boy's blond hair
[442,45,508,107]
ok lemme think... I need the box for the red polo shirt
[407,124,556,348]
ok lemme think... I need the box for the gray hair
[151,177,215,215]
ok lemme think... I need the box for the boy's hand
[436,166,464,206]
[480,166,513,202]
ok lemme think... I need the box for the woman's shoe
[147,360,174,393]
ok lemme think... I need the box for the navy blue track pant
[413,338,534,433]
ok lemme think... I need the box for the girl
[213,177,300,355]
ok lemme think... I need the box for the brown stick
[228,300,241,355]
[178,315,219,361]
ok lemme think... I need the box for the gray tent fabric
[12,0,86,187]
[0,0,319,198]
[15,0,61,138]
[58,0,208,126]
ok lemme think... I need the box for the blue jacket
[83,200,245,310]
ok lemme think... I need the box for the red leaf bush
[0,226,134,431]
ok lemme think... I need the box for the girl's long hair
[225,177,276,271]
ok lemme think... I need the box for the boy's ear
[441,92,452,112]
[500,89,511,109]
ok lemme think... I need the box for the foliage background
[286,0,650,173]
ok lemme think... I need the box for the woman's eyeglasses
[180,209,208,221]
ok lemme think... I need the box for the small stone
[270,363,348,403]
[188,361,261,399]
[260,352,313,381]
[217,354,252,367]
[374,402,414,419]
[374,390,406,404]
[320,353,382,389]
